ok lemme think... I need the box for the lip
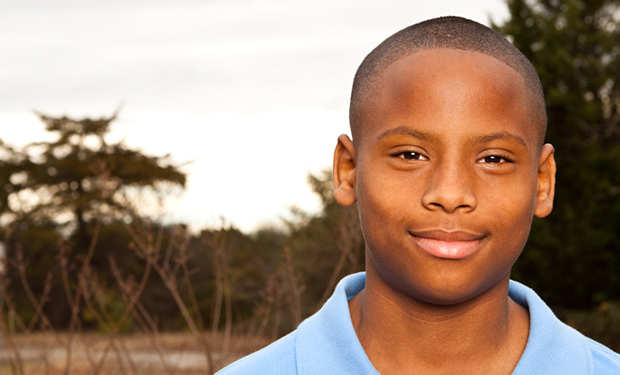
[409,230,485,259]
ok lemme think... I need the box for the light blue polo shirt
[217,273,620,374]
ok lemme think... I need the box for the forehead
[357,48,540,153]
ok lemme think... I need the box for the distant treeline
[0,113,364,342]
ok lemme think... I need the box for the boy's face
[334,48,556,305]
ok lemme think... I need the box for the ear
[333,134,357,207]
[534,143,556,218]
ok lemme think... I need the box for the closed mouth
[409,230,485,259]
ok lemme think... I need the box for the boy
[217,16,620,374]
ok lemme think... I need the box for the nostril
[422,191,477,213]
[421,167,477,213]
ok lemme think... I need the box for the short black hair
[349,16,546,146]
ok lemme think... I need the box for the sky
[0,0,509,233]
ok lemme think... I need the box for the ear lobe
[534,143,556,218]
[333,134,357,207]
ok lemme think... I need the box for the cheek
[481,173,538,246]
[356,176,389,236]
[357,164,415,222]
[356,168,402,243]
[480,165,539,210]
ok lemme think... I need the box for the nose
[421,161,477,213]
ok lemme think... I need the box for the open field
[0,332,270,375]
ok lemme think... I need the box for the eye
[479,155,512,164]
[398,151,427,160]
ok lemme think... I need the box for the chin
[372,260,512,308]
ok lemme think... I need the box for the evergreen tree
[1,112,187,327]
[0,141,28,217]
[23,112,186,244]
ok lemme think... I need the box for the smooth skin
[333,49,556,375]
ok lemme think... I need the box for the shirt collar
[509,281,592,374]
[295,272,379,375]
[295,273,592,375]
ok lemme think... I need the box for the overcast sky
[1,0,509,232]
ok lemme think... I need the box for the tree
[494,0,620,308]
[21,112,186,246]
[285,170,364,315]
[1,112,188,327]
[0,141,28,216]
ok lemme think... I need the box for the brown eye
[481,155,508,163]
[400,152,424,160]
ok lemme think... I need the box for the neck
[349,267,529,375]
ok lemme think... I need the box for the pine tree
[1,112,187,327]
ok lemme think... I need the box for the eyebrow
[471,131,528,148]
[378,126,528,148]
[377,126,439,143]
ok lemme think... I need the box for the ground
[0,332,269,374]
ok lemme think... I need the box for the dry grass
[0,332,271,375]
[0,193,299,374]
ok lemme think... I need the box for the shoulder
[587,337,620,374]
[216,332,297,375]
[509,280,620,374]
